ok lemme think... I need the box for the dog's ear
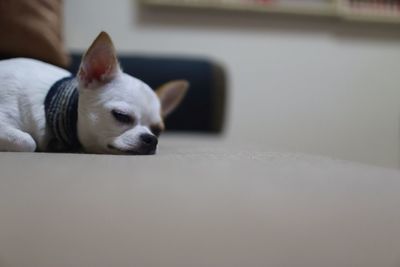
[78,31,120,88]
[156,80,189,118]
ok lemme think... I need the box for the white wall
[64,0,400,168]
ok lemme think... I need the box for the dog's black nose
[140,133,158,148]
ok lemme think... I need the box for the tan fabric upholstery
[0,135,400,267]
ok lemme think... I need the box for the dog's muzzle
[137,133,158,155]
[108,134,158,155]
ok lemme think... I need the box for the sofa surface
[0,135,399,267]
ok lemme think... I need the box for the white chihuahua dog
[0,31,188,154]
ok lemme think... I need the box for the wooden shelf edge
[141,0,400,24]
[141,0,337,17]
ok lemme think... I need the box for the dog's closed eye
[112,110,134,124]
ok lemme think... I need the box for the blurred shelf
[141,0,400,24]
[338,0,400,23]
[141,0,337,17]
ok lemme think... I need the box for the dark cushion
[68,54,226,133]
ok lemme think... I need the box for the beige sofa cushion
[0,135,400,267]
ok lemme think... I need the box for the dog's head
[76,32,188,155]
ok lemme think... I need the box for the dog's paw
[0,128,37,152]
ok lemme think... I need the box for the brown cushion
[0,0,69,67]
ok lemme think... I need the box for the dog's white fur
[0,32,188,154]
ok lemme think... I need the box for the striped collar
[44,76,81,152]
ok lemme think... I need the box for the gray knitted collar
[44,76,81,152]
